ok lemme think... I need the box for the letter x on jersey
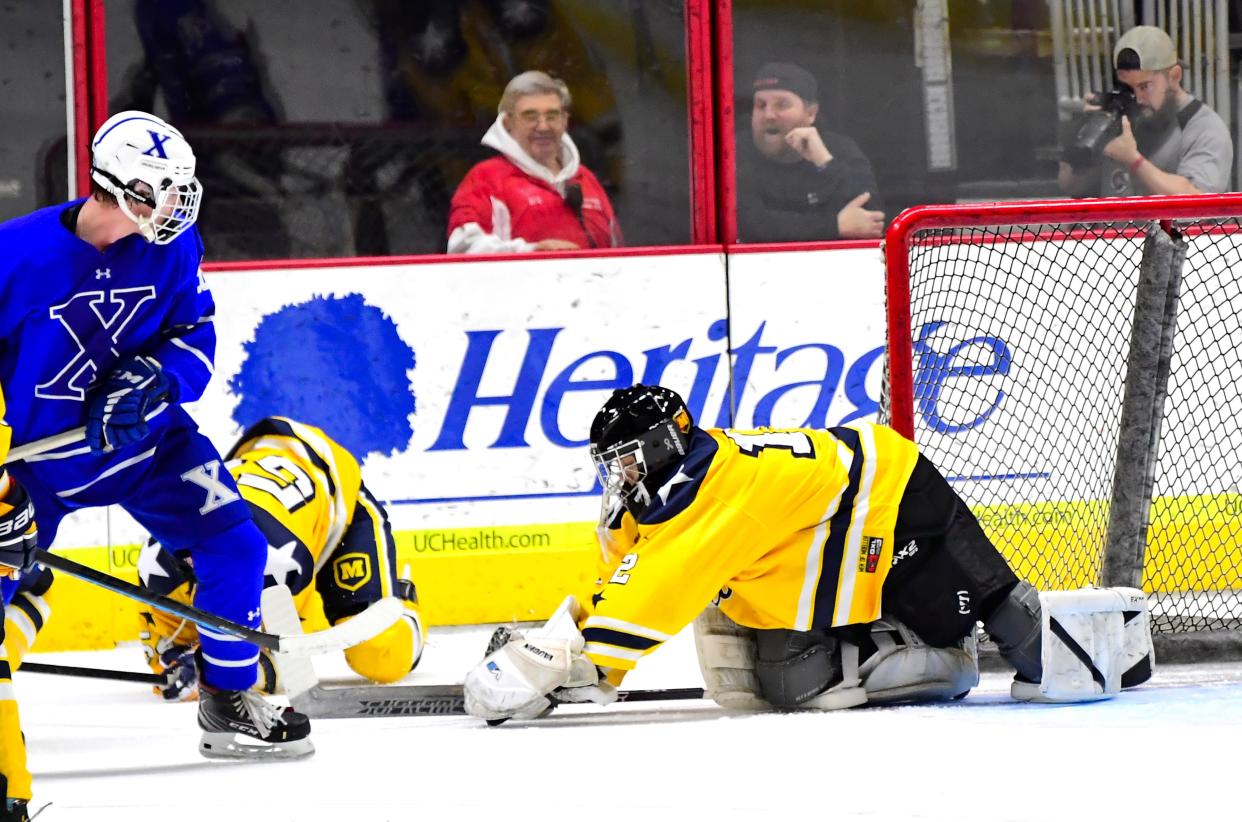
[35,288,157,401]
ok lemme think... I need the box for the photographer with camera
[1058,26,1232,198]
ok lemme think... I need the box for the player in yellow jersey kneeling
[136,417,425,700]
[463,385,1154,721]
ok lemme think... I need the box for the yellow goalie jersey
[582,422,919,674]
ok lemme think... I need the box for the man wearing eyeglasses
[448,70,622,254]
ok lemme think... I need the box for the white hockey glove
[463,596,616,722]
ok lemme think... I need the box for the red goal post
[884,194,1242,659]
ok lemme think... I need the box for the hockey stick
[5,423,96,464]
[3,424,403,655]
[291,681,706,719]
[18,660,163,685]
[36,551,403,655]
[3,404,166,465]
[259,586,705,719]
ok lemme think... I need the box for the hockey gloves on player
[0,474,38,578]
[463,596,616,721]
[86,356,174,452]
[153,644,200,702]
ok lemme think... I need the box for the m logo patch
[858,536,884,574]
[333,552,372,591]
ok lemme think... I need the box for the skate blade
[199,730,315,761]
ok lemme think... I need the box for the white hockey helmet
[90,110,202,245]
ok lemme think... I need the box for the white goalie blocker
[1015,586,1154,703]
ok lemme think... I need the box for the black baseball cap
[752,62,818,103]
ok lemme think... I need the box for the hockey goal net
[884,194,1242,659]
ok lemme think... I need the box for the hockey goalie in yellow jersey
[136,417,426,700]
[463,384,1155,721]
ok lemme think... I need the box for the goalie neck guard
[589,384,693,515]
[90,110,202,245]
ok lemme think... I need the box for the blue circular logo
[230,294,416,458]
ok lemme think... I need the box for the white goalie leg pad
[1013,587,1154,703]
[859,617,980,705]
[692,605,769,711]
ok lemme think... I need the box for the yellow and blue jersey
[582,422,920,675]
[224,416,368,609]
[140,416,424,685]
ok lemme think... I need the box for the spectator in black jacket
[738,63,884,242]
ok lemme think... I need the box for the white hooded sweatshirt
[447,113,584,254]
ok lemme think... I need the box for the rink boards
[35,241,1242,650]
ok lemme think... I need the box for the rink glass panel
[0,3,69,222]
[100,0,693,260]
[729,1,1067,243]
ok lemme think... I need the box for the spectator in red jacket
[447,71,622,253]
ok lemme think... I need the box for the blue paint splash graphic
[230,294,415,458]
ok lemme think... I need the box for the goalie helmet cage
[884,193,1242,663]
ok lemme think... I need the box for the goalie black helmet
[589,385,693,514]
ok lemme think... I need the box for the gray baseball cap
[1114,26,1178,71]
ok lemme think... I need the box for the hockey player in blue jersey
[0,110,312,819]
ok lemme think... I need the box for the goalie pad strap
[857,616,979,705]
[1048,616,1106,691]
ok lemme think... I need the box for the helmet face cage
[591,432,654,509]
[589,385,694,515]
[98,172,202,245]
[590,421,689,514]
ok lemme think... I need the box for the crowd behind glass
[2,1,1236,260]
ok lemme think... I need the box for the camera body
[1064,88,1139,170]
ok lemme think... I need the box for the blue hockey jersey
[0,199,215,469]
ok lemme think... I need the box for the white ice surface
[14,626,1242,822]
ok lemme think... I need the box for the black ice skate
[0,798,28,822]
[197,686,314,760]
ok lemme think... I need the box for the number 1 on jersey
[725,430,815,458]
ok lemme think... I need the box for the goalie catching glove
[463,596,617,721]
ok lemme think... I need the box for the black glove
[155,644,199,702]
[0,476,38,574]
[86,356,174,452]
